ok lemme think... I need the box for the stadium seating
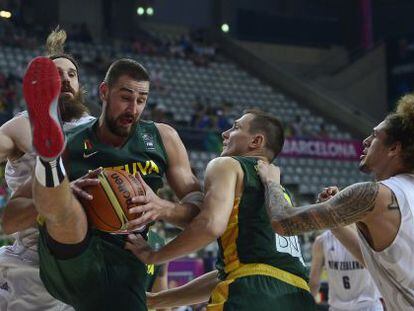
[0,40,369,199]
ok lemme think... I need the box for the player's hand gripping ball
[81,169,145,232]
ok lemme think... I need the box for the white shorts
[0,247,74,311]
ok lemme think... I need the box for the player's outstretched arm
[2,177,37,234]
[125,157,239,264]
[147,270,219,309]
[266,181,381,235]
[150,263,171,311]
[308,235,325,298]
[257,161,387,236]
[128,123,202,229]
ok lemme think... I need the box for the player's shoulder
[154,122,178,138]
[207,156,241,172]
[153,122,186,153]
[209,156,238,165]
[344,181,390,214]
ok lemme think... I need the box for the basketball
[81,169,145,232]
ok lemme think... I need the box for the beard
[358,159,371,174]
[59,88,89,123]
[105,102,139,138]
[359,163,371,174]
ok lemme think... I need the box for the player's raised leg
[23,57,87,245]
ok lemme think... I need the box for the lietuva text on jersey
[105,160,159,176]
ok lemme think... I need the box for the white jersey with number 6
[321,231,382,311]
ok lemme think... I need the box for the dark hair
[46,27,80,74]
[104,58,149,87]
[244,108,285,160]
[384,94,414,170]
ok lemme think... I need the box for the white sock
[35,156,66,187]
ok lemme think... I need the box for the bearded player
[15,56,201,310]
[0,28,94,310]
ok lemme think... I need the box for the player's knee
[43,205,88,245]
[38,194,84,225]
[33,185,76,218]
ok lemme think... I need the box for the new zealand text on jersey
[328,260,364,271]
[106,160,159,176]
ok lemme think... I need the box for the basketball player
[256,94,414,310]
[309,231,383,310]
[126,109,316,310]
[0,28,94,310]
[18,57,201,310]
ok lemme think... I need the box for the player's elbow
[204,216,227,239]
[206,223,226,239]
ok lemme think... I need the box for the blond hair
[45,26,79,73]
[46,26,67,57]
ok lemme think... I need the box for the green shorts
[208,274,316,311]
[38,226,148,311]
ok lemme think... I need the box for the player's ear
[388,141,402,158]
[250,134,265,149]
[99,82,108,102]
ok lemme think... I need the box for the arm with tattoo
[264,181,380,236]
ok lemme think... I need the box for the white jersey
[321,231,382,311]
[357,174,414,311]
[3,112,95,263]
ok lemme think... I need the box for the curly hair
[384,94,414,170]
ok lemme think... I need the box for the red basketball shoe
[23,57,65,160]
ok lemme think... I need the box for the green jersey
[39,119,169,311]
[215,157,308,283]
[66,118,168,192]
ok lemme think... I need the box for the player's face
[102,75,149,137]
[53,57,79,99]
[221,113,255,156]
[359,121,391,175]
[53,57,87,122]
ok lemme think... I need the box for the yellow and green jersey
[215,156,308,284]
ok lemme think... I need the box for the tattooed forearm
[264,181,291,218]
[264,181,379,236]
